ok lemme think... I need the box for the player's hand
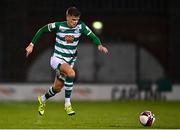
[98,45,108,54]
[25,42,34,57]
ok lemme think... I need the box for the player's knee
[67,69,75,78]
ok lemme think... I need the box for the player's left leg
[60,63,76,115]
[64,76,75,115]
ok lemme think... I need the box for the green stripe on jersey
[62,29,78,33]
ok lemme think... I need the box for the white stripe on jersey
[87,30,92,35]
[55,45,77,54]
[59,25,70,30]
[59,24,82,30]
[56,38,78,46]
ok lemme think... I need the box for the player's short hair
[66,7,81,17]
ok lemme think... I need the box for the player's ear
[66,15,70,21]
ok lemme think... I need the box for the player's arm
[82,22,108,54]
[88,32,108,54]
[26,23,57,57]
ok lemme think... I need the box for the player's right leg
[38,56,65,116]
[38,77,64,116]
[37,95,46,116]
[38,86,57,116]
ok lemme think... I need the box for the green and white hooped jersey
[48,21,92,64]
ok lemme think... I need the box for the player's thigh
[60,63,75,77]
[50,56,75,77]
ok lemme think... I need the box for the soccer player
[25,7,108,116]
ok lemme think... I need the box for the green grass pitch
[0,101,179,129]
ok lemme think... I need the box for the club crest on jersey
[74,25,81,33]
[74,28,80,33]
[59,27,65,32]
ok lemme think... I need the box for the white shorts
[50,56,76,81]
[50,56,75,70]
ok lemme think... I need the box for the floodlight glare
[92,21,103,30]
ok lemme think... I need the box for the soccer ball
[139,111,155,126]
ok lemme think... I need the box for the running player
[25,7,108,116]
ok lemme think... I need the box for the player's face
[66,15,80,28]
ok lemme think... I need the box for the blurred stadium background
[0,0,180,128]
[1,0,180,100]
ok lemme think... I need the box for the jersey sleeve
[81,22,92,36]
[81,22,101,45]
[31,22,58,45]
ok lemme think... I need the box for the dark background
[0,0,180,83]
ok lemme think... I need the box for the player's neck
[66,21,73,28]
